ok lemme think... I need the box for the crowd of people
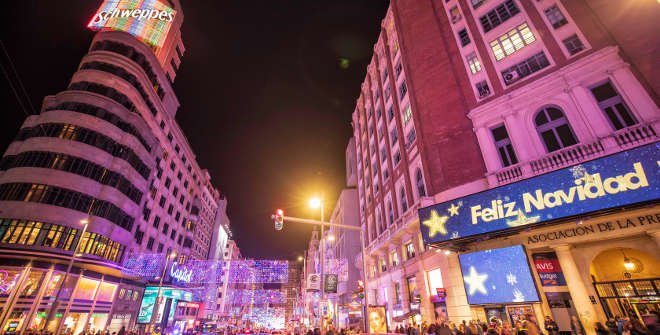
[389,313,657,335]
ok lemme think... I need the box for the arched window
[387,202,394,226]
[415,168,426,197]
[534,106,578,152]
[400,187,408,212]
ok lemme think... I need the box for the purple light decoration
[170,260,225,286]
[227,260,289,283]
[225,289,286,305]
[121,252,165,279]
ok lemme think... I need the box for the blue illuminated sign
[459,245,539,305]
[419,143,659,244]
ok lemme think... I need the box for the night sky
[0,1,388,259]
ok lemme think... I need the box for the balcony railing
[489,121,658,186]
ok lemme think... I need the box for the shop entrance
[590,247,659,327]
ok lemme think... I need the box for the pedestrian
[119,327,126,335]
[500,322,514,335]
[571,316,585,335]
[606,319,619,335]
[596,322,611,335]
[544,316,559,335]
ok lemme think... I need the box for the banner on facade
[532,252,566,286]
[307,274,320,291]
[367,306,388,334]
[324,274,338,293]
[418,143,659,245]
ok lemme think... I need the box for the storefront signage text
[170,262,193,283]
[527,213,658,244]
[418,143,659,244]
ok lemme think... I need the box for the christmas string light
[227,260,289,283]
[121,252,165,279]
[225,289,286,305]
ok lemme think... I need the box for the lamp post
[51,218,89,335]
[309,196,325,332]
[149,251,177,333]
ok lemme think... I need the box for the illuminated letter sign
[170,262,193,283]
[87,0,176,48]
[419,143,659,244]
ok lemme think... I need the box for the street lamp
[149,251,177,333]
[51,218,89,335]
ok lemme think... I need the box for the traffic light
[272,209,284,230]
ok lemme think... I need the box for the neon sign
[419,143,659,244]
[170,262,193,283]
[87,0,176,48]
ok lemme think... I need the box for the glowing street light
[309,197,322,209]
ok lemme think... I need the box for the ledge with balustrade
[488,121,658,186]
[366,202,422,255]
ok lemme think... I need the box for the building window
[480,0,521,33]
[387,202,394,225]
[147,237,154,250]
[467,53,482,74]
[394,151,401,165]
[405,242,416,259]
[490,23,536,61]
[491,125,518,167]
[382,68,388,82]
[562,34,585,55]
[534,106,578,152]
[395,62,403,78]
[380,258,387,272]
[394,282,402,304]
[390,129,398,146]
[590,81,637,130]
[391,250,399,267]
[415,168,426,197]
[399,81,408,100]
[388,106,395,121]
[400,187,408,212]
[380,147,387,162]
[458,29,471,47]
[403,105,413,124]
[544,5,568,29]
[449,6,462,23]
[502,52,550,85]
[476,81,491,98]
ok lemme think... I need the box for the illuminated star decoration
[447,203,460,216]
[513,288,525,302]
[506,272,518,285]
[423,210,449,237]
[463,266,488,295]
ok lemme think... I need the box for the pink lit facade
[0,0,226,332]
[351,0,659,330]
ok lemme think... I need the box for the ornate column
[552,244,597,335]
[444,253,471,323]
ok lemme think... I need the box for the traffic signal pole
[273,214,370,333]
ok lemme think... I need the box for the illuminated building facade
[0,0,224,333]
[351,0,658,332]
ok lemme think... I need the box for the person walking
[571,316,585,335]
[545,316,559,335]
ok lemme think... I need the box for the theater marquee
[419,143,659,245]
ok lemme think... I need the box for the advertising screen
[419,143,659,244]
[87,0,176,48]
[458,245,539,305]
[137,287,157,323]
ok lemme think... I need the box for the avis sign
[419,143,660,244]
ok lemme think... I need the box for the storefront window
[88,313,109,333]
[63,312,88,335]
[20,270,45,297]
[3,308,28,334]
[407,276,420,309]
[43,273,63,297]
[427,268,444,294]
[73,277,100,300]
[0,269,22,297]
[96,282,118,302]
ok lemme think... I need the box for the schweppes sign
[418,143,660,244]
